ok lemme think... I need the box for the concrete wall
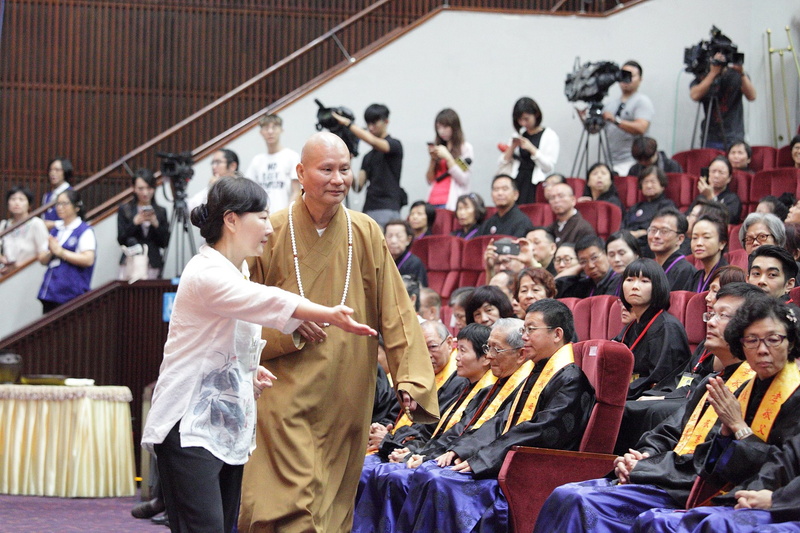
[3,0,799,338]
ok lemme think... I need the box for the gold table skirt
[0,385,136,497]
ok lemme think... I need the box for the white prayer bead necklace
[288,201,352,306]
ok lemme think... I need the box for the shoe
[151,513,170,527]
[131,498,165,519]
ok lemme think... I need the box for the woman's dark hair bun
[191,204,209,229]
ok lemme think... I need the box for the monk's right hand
[297,321,327,343]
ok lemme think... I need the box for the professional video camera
[564,60,632,133]
[157,151,194,198]
[684,26,744,77]
[314,99,359,157]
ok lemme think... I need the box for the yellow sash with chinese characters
[432,370,498,438]
[736,361,800,441]
[471,360,533,430]
[393,347,459,432]
[503,344,574,433]
[673,362,755,455]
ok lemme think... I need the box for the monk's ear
[296,163,305,187]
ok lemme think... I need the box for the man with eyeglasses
[535,284,779,533]
[545,182,596,246]
[647,207,696,291]
[565,235,620,298]
[747,245,798,310]
[395,300,594,532]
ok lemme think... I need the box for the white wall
[3,0,799,338]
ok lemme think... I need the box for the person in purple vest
[37,189,96,313]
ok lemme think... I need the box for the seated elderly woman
[450,193,486,240]
[788,134,800,169]
[0,185,49,275]
[578,162,623,210]
[738,212,786,255]
[688,155,743,224]
[727,139,754,173]
[623,166,676,252]
[513,267,557,319]
[463,284,516,326]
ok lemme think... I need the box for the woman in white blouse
[0,186,49,275]
[142,177,375,533]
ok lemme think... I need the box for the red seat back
[672,148,724,176]
[557,297,581,313]
[614,175,640,210]
[588,295,619,340]
[686,291,708,352]
[431,208,455,235]
[608,298,625,340]
[665,172,699,212]
[575,201,622,240]
[409,235,462,300]
[518,203,554,227]
[573,298,591,341]
[729,170,752,215]
[776,145,795,168]
[725,249,749,270]
[728,224,743,251]
[669,290,695,324]
[751,146,777,172]
[749,169,800,208]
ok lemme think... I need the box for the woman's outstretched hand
[328,305,377,337]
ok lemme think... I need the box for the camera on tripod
[564,61,632,133]
[157,151,194,198]
[684,26,745,77]
[314,99,360,157]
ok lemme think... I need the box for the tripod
[161,183,196,277]
[570,103,614,178]
[691,92,726,149]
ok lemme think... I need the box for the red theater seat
[672,148,724,176]
[431,208,455,235]
[669,290,695,324]
[726,249,749,270]
[613,175,640,210]
[498,340,634,533]
[751,146,777,172]
[409,235,462,300]
[686,292,708,352]
[729,171,752,214]
[608,298,624,340]
[575,201,622,240]
[728,224,743,251]
[665,173,700,212]
[518,203,554,227]
[777,145,796,168]
[749,169,800,209]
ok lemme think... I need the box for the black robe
[690,257,729,294]
[448,358,595,478]
[566,269,621,299]
[395,250,428,287]
[659,249,698,292]
[372,366,400,427]
[614,307,691,400]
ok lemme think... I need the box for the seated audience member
[528,227,558,275]
[682,197,730,255]
[117,168,170,280]
[402,274,422,318]
[614,276,753,454]
[747,245,798,305]
[372,336,400,427]
[787,198,800,224]
[688,155,742,224]
[448,287,474,334]
[513,267,557,319]
[784,223,800,262]
[489,269,516,303]
[623,166,676,252]
[553,243,583,297]
[497,96,560,205]
[353,319,531,532]
[418,287,442,322]
[464,285,516,326]
[0,186,49,275]
[578,162,623,210]
[540,172,566,201]
[188,148,239,211]
[739,212,787,255]
[690,214,729,293]
[615,258,691,399]
[41,157,73,230]
[787,134,800,169]
[385,220,428,287]
[37,189,96,313]
[483,227,557,280]
[390,301,594,533]
[407,200,435,239]
[627,136,683,177]
[756,194,793,222]
[536,288,800,533]
[574,235,622,297]
[606,230,641,276]
[631,295,800,533]
[478,175,534,238]
[727,139,754,172]
[451,193,486,240]
[545,182,596,245]
[647,208,697,291]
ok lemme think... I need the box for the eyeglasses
[55,201,72,207]
[482,344,518,356]
[427,338,450,352]
[741,334,787,350]
[578,254,604,267]
[647,227,678,236]
[702,311,734,323]
[518,325,554,336]
[210,159,227,166]
[743,233,774,246]
[554,256,575,265]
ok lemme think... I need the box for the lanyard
[663,254,686,275]
[695,259,722,293]
[622,310,664,352]
[692,349,712,373]
[396,251,411,270]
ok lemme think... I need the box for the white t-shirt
[142,245,304,464]
[55,218,96,252]
[245,148,301,212]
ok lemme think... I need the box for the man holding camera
[602,60,655,176]
[690,52,756,150]
[333,104,404,229]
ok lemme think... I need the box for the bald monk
[238,132,439,533]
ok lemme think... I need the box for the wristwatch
[614,116,622,126]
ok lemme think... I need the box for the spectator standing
[117,169,170,279]
[245,114,301,213]
[602,61,655,175]
[478,175,534,238]
[426,109,473,210]
[42,157,73,230]
[334,104,404,228]
[188,148,239,212]
[498,97,559,204]
[690,52,756,150]
[0,186,49,274]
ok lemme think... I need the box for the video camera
[684,26,744,77]
[564,60,632,133]
[157,151,194,198]
[314,99,360,157]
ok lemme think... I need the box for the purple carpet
[0,491,167,532]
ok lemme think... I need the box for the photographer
[333,104,403,229]
[602,60,654,176]
[690,52,756,150]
